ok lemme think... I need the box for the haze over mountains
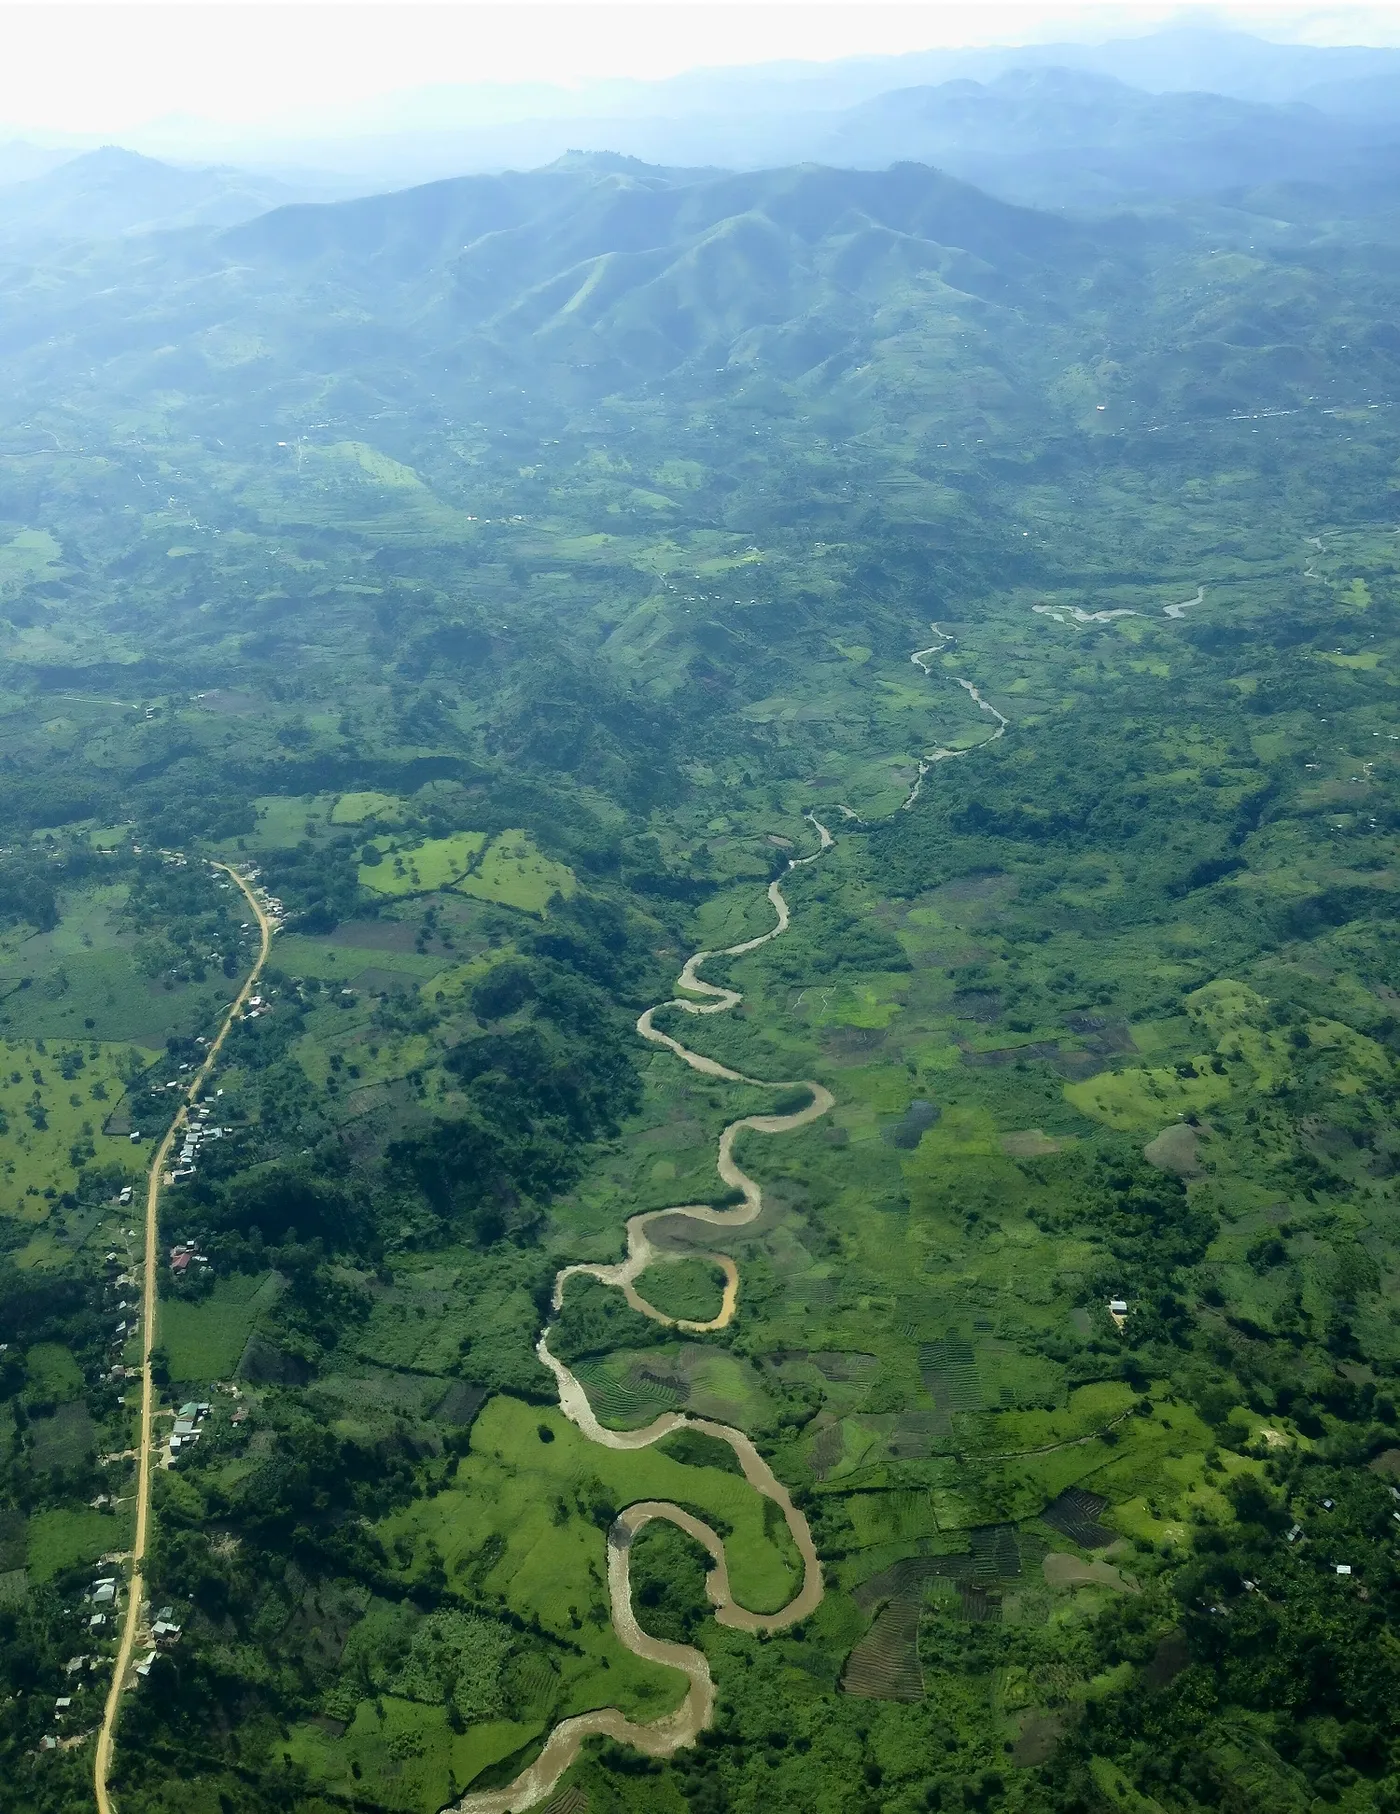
[116,21,1400,181]
[1,146,1395,517]
[1,22,1400,247]
[0,147,318,247]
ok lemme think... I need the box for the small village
[29,1384,252,1756]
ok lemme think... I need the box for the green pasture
[25,1342,83,1401]
[0,883,130,958]
[1064,1060,1232,1132]
[0,949,228,1046]
[283,1698,541,1814]
[454,830,576,914]
[292,1025,435,1098]
[27,1505,131,1581]
[331,789,407,824]
[635,1256,729,1322]
[983,1381,1138,1454]
[356,827,575,914]
[0,947,219,1044]
[161,1271,280,1381]
[383,1393,801,1618]
[243,793,339,848]
[359,830,487,896]
[0,1036,150,1221]
[0,527,61,597]
[301,441,480,536]
[275,932,446,983]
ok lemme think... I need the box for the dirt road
[93,863,271,1814]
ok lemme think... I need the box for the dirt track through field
[93,864,271,1814]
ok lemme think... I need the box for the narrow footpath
[93,863,272,1814]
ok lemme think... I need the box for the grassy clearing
[453,830,576,915]
[322,441,426,489]
[27,1506,131,1581]
[0,948,219,1044]
[161,1272,280,1380]
[283,1698,541,1813]
[0,1036,148,1221]
[25,1342,84,1401]
[2,884,130,958]
[985,1381,1138,1453]
[275,933,447,983]
[384,1394,801,1618]
[636,1257,729,1322]
[360,831,488,896]
[244,793,338,848]
[1064,1061,1231,1132]
[331,790,407,824]
[0,527,61,596]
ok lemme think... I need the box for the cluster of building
[43,1575,187,1750]
[100,1248,141,1380]
[227,861,285,933]
[134,1605,183,1678]
[38,1646,114,1747]
[168,1239,209,1277]
[169,1102,231,1183]
[109,1308,139,1356]
[169,1399,211,1456]
[86,1570,119,1630]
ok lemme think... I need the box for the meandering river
[454,825,836,1813]
[454,643,1014,1813]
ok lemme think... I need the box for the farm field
[360,830,489,896]
[3,129,1400,1814]
[159,1271,281,1381]
[0,1035,152,1226]
[453,829,577,914]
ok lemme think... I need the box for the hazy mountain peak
[0,146,318,246]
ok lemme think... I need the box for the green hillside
[2,147,1400,1814]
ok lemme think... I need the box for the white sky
[1,2,1398,133]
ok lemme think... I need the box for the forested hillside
[2,143,1400,1814]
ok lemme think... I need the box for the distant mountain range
[584,68,1400,209]
[0,147,315,246]
[2,25,1400,249]
[90,22,1400,189]
[2,149,1395,457]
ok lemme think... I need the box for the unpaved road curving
[94,864,271,1814]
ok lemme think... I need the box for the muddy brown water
[455,632,1020,1811]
